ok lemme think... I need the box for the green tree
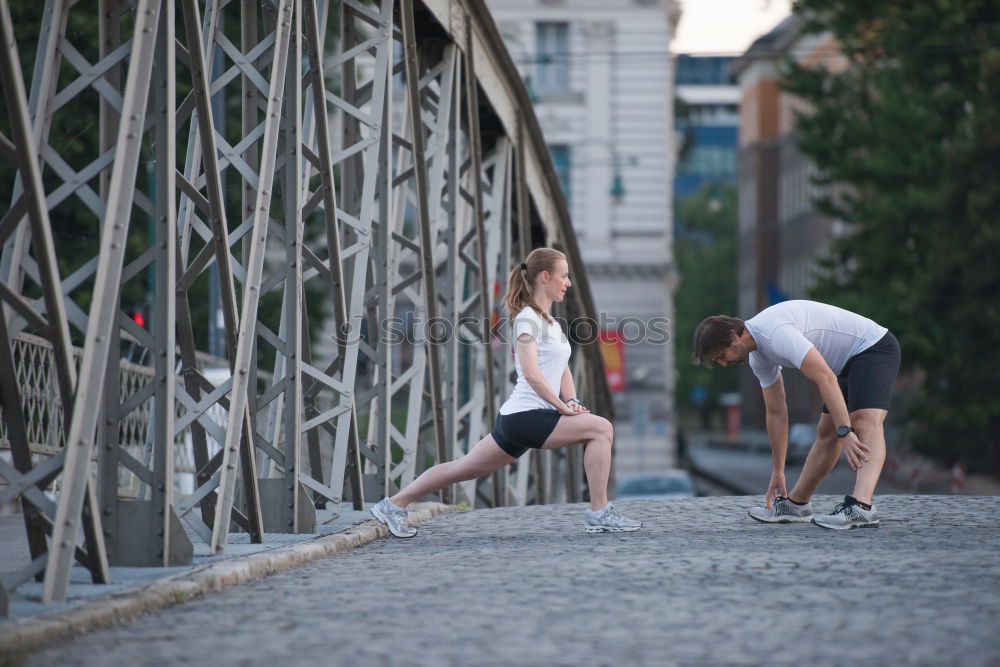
[674,182,739,429]
[784,0,1000,470]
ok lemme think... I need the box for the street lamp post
[580,137,634,204]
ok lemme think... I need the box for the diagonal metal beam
[300,0,360,506]
[0,0,77,422]
[400,0,450,502]
[0,0,67,305]
[179,0,242,359]
[212,0,294,553]
[322,0,394,513]
[462,28,498,476]
[42,0,165,603]
[515,113,530,261]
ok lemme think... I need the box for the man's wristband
[566,397,581,405]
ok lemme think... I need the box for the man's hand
[841,432,870,471]
[765,470,787,508]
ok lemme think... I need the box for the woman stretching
[371,247,641,537]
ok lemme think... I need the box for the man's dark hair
[691,315,745,367]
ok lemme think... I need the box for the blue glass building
[673,55,739,200]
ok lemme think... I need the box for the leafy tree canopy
[784,0,1000,469]
[674,182,739,427]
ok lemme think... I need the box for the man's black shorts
[822,331,901,413]
[491,408,561,458]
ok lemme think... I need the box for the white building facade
[486,0,682,472]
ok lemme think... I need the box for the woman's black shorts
[491,409,561,458]
[822,331,901,414]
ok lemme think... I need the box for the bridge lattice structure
[0,0,611,610]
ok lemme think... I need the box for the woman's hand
[558,403,581,416]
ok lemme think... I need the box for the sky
[672,0,794,55]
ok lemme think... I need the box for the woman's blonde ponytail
[502,247,566,324]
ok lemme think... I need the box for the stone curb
[0,502,456,658]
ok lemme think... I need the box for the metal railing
[0,333,266,496]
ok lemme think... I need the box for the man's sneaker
[370,498,417,538]
[747,496,813,524]
[584,503,642,533]
[812,496,880,530]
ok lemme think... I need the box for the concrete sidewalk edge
[0,502,456,657]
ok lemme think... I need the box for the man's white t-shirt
[499,306,572,415]
[745,300,887,388]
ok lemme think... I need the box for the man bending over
[692,300,901,529]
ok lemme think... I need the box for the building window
[676,145,737,178]
[548,144,571,203]
[536,22,569,93]
[675,55,736,85]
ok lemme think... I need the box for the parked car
[787,422,817,464]
[615,470,695,500]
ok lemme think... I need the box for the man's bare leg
[849,408,888,505]
[788,414,839,503]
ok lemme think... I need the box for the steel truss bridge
[0,0,611,611]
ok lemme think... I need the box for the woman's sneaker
[370,498,417,538]
[747,496,813,523]
[812,496,879,530]
[584,503,642,533]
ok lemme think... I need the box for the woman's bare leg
[542,414,615,510]
[390,434,516,507]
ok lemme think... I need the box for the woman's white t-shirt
[499,306,572,415]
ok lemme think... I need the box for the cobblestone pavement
[22,495,1000,666]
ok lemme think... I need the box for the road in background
[687,435,950,496]
[612,430,951,498]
